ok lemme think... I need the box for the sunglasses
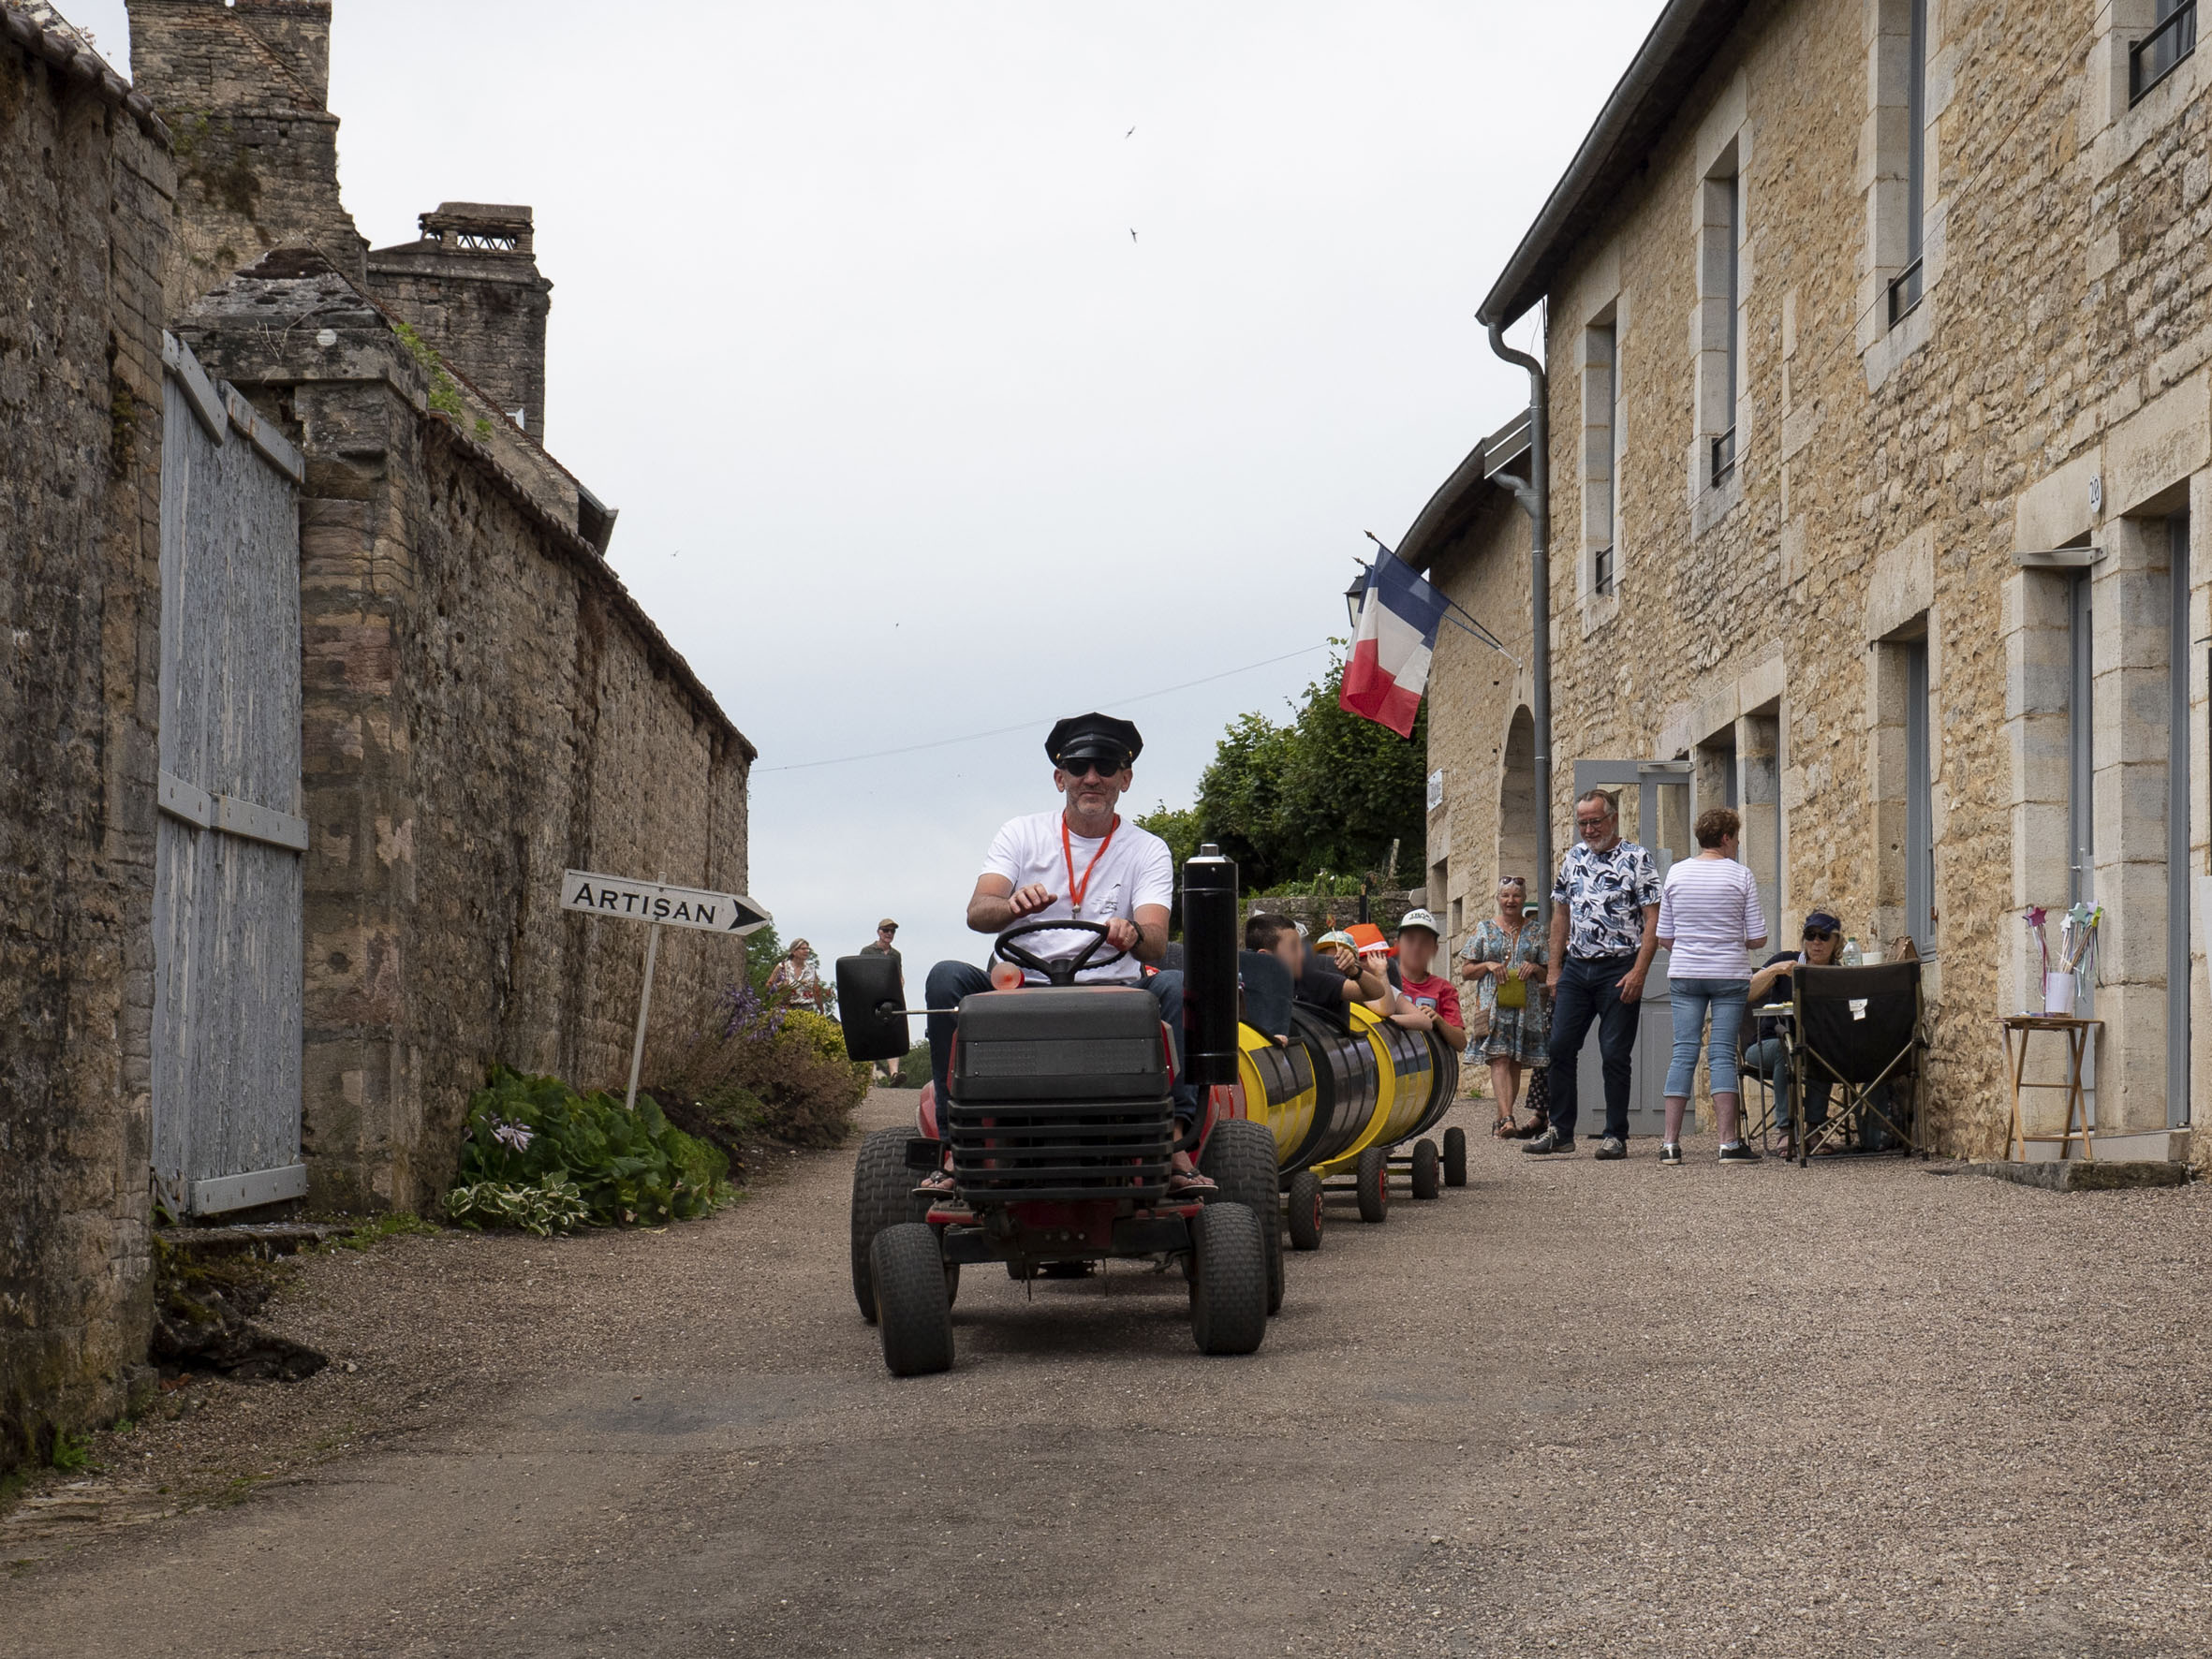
[1063,761,1122,780]
[1803,928,1836,941]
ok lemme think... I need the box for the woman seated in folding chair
[1741,910,1836,1157]
[1740,908,1889,1157]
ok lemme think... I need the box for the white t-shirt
[1655,856,1766,980]
[981,811,1173,983]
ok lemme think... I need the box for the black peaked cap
[1045,712,1143,770]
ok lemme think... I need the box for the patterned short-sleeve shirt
[1551,838,1662,960]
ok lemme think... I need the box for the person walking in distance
[1527,788,1660,1159]
[859,918,903,1082]
[1654,807,1767,1165]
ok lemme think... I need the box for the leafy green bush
[445,1176,590,1238]
[646,987,868,1148]
[886,1040,931,1087]
[450,1066,730,1229]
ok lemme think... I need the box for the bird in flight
[1129,228,1138,242]
[1126,125,1135,137]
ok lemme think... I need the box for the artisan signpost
[562,870,774,1112]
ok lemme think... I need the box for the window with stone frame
[1857,0,1948,379]
[1694,147,1745,493]
[2132,0,2198,104]
[1581,315,1622,598]
[2088,2,2209,177]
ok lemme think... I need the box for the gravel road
[6,1090,2211,1658]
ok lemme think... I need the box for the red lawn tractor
[836,848,1277,1375]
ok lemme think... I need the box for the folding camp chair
[1789,962,1925,1165]
[1735,1000,1796,1151]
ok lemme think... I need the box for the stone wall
[0,7,173,1473]
[178,255,753,1211]
[123,0,367,313]
[1428,0,2212,1160]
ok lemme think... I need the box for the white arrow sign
[560,870,772,936]
[560,869,774,1113]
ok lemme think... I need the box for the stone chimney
[366,204,554,439]
[123,0,367,313]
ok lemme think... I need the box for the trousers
[1542,955,1642,1141]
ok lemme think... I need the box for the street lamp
[1344,565,1369,633]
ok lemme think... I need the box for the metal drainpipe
[1485,319,1552,926]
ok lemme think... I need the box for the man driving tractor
[920,713,1215,1197]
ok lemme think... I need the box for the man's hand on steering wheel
[1007,883,1057,919]
[1104,916,1143,953]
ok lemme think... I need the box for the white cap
[1396,907,1442,935]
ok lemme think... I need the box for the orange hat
[1347,922,1392,957]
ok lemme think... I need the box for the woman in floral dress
[1459,874,1550,1136]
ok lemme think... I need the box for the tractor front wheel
[1188,1203,1268,1356]
[871,1223,954,1376]
[850,1127,924,1323]
[1442,1125,1468,1188]
[1202,1118,1284,1315]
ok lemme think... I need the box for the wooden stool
[2000,1015,2101,1161]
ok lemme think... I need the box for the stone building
[124,0,365,314]
[0,3,172,1471]
[3,0,753,1467]
[1416,0,2212,1159]
[121,0,756,1209]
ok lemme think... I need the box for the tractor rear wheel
[1355,1145,1390,1224]
[1202,1118,1284,1314]
[1188,1203,1268,1356]
[1442,1125,1468,1188]
[1286,1168,1324,1252]
[1410,1138,1442,1200]
[871,1223,954,1376]
[850,1126,924,1323]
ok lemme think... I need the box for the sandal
[1165,1152,1217,1196]
[912,1168,957,1199]
[1492,1116,1515,1138]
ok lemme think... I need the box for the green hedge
[447,1066,730,1233]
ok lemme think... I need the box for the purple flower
[492,1118,535,1152]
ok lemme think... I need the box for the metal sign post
[625,921,662,1114]
[560,869,773,1113]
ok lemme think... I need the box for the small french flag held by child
[1339,552,1450,738]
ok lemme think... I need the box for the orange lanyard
[1061,815,1119,913]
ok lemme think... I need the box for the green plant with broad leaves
[449,1066,730,1231]
[445,1175,591,1238]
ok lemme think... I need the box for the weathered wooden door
[151,335,309,1216]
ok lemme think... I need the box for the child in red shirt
[1388,909,1466,1048]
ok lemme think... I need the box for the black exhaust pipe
[1181,843,1239,1087]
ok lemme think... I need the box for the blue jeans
[1542,955,1642,1141]
[1665,978,1749,1096]
[1741,1035,1830,1129]
[924,960,1199,1123]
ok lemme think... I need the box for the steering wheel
[993,918,1128,987]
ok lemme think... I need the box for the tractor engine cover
[947,987,1175,1205]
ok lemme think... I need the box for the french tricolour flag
[1339,553,1449,739]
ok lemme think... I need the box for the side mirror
[833,955,910,1062]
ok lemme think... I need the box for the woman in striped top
[1653,807,1768,1165]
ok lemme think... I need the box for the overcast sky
[75,0,1658,1000]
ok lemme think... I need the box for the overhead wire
[756,642,1335,773]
